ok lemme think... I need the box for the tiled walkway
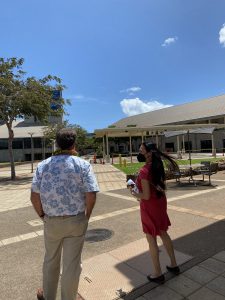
[1,162,225,299]
[92,163,126,191]
[137,251,225,300]
[86,164,225,299]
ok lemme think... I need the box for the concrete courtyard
[0,162,225,299]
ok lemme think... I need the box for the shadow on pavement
[0,176,32,185]
[116,219,225,300]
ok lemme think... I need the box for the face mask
[137,153,146,162]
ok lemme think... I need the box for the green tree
[43,122,88,154]
[0,57,69,179]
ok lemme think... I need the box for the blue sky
[1,0,225,132]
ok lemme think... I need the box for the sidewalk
[0,162,225,299]
[92,163,126,192]
[88,163,225,299]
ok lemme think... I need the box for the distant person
[129,142,180,284]
[31,128,99,300]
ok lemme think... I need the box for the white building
[94,94,225,158]
[0,115,62,162]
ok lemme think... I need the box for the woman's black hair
[142,142,178,196]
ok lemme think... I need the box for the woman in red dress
[131,142,180,284]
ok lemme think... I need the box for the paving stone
[135,297,146,300]
[183,265,218,284]
[206,276,225,296]
[142,285,183,299]
[198,258,225,275]
[165,274,201,297]
[213,251,225,263]
[187,287,225,300]
[78,252,146,300]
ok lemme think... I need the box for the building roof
[0,120,47,139]
[111,94,225,128]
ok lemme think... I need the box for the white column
[106,133,110,163]
[141,132,144,143]
[102,135,106,161]
[182,135,185,153]
[129,135,132,163]
[177,135,180,152]
[211,133,216,157]
[156,132,159,148]
[177,135,182,158]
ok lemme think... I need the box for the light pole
[28,132,34,173]
[50,139,56,154]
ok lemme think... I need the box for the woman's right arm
[131,178,151,200]
[140,178,151,200]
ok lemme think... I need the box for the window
[201,140,212,153]
[12,139,23,149]
[0,139,8,150]
[33,138,42,148]
[185,141,192,151]
[24,138,42,149]
[165,143,174,152]
[24,138,31,149]
[223,139,225,151]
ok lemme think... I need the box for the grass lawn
[113,157,221,175]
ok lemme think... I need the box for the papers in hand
[127,179,139,194]
[127,179,136,186]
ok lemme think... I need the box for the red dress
[136,164,171,236]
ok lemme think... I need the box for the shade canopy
[164,127,215,138]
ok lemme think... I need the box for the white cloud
[120,86,141,95]
[73,94,84,100]
[120,98,173,116]
[219,24,225,47]
[66,94,106,104]
[162,37,178,47]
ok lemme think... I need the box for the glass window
[185,141,192,151]
[24,138,31,149]
[0,139,8,149]
[33,138,42,148]
[24,137,42,149]
[201,140,212,153]
[12,139,23,149]
[165,143,174,152]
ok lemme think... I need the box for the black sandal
[147,274,165,284]
[166,265,180,275]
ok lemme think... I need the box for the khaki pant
[43,213,88,300]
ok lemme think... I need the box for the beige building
[0,115,61,162]
[1,94,225,162]
[94,94,225,159]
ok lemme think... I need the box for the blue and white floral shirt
[31,155,99,216]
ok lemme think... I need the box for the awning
[164,127,215,138]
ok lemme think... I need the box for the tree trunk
[7,124,16,180]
